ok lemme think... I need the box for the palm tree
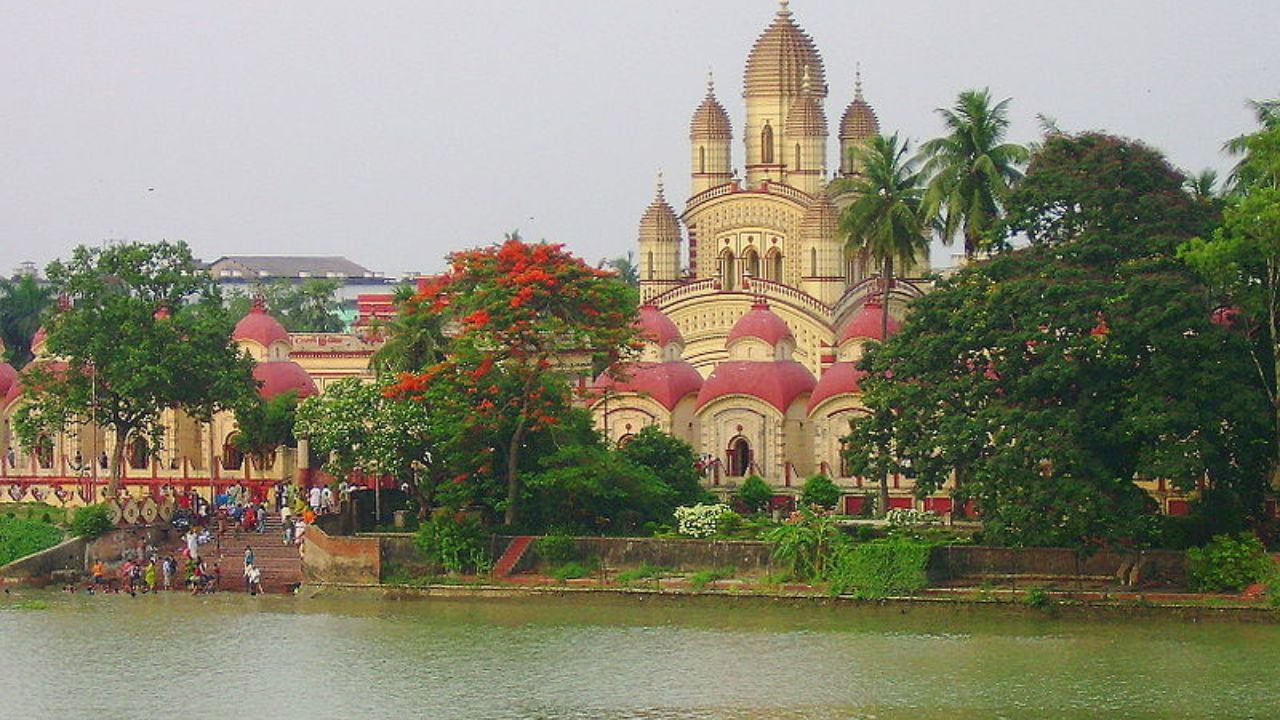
[370,284,446,376]
[1186,169,1221,202]
[919,89,1028,258]
[1224,98,1280,193]
[839,133,928,514]
[0,274,54,368]
[603,251,640,287]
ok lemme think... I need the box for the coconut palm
[0,274,54,368]
[1224,98,1280,193]
[839,133,928,515]
[919,89,1028,258]
[370,284,446,376]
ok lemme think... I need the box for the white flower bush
[674,503,734,538]
[885,508,941,528]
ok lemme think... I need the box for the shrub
[827,538,932,599]
[415,515,492,575]
[800,475,841,510]
[550,559,598,582]
[674,503,734,538]
[688,567,735,590]
[69,504,114,539]
[1187,533,1271,592]
[885,508,941,528]
[765,509,848,580]
[735,475,773,514]
[535,532,577,567]
[615,564,667,584]
[1023,586,1052,609]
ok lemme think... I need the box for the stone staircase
[204,514,304,593]
[492,536,535,578]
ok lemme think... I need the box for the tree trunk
[108,426,128,495]
[503,418,528,527]
[878,469,891,519]
[1270,257,1280,489]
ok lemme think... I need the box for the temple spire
[854,62,863,100]
[778,0,791,17]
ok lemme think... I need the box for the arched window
[794,143,801,169]
[765,248,783,282]
[617,433,635,449]
[811,248,818,276]
[127,435,149,470]
[699,146,706,174]
[720,249,736,291]
[839,439,854,478]
[647,251,655,280]
[761,123,774,164]
[35,434,54,469]
[222,433,243,471]
[742,248,760,280]
[727,436,752,477]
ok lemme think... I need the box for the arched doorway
[222,433,244,471]
[720,249,737,291]
[127,435,149,470]
[727,436,752,477]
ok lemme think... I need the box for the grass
[549,559,599,582]
[615,564,668,585]
[688,567,735,590]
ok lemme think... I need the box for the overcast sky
[1,1,1276,277]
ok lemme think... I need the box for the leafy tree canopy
[14,241,255,490]
[845,132,1270,547]
[0,275,54,368]
[227,278,345,333]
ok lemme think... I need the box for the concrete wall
[0,536,86,582]
[929,546,1187,586]
[86,526,178,566]
[510,536,776,574]
[302,525,380,585]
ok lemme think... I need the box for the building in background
[206,255,396,327]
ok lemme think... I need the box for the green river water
[0,589,1277,719]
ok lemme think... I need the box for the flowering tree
[389,236,639,525]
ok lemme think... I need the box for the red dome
[696,360,815,412]
[2,375,20,407]
[594,361,703,411]
[0,362,16,399]
[806,362,867,414]
[637,305,683,347]
[234,303,290,348]
[727,303,793,347]
[31,326,48,353]
[252,361,318,400]
[840,301,900,343]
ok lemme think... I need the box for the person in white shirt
[308,485,322,512]
[321,486,334,514]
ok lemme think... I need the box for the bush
[735,475,773,514]
[688,567,735,590]
[69,504,114,539]
[674,503,734,538]
[0,517,65,566]
[800,475,841,510]
[615,564,668,584]
[827,538,932,599]
[765,509,848,580]
[1187,533,1271,592]
[885,508,941,528]
[535,532,577,567]
[415,515,492,575]
[550,559,598,582]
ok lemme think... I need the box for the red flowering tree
[390,236,639,525]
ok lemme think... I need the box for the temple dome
[840,300,900,343]
[839,82,880,141]
[594,362,703,412]
[691,79,733,140]
[233,299,290,349]
[696,359,815,412]
[727,303,794,347]
[806,362,866,414]
[637,304,683,348]
[638,182,681,244]
[744,2,827,99]
[252,361,318,400]
[784,71,827,136]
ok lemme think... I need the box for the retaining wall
[0,537,86,582]
[929,546,1187,585]
[302,526,381,585]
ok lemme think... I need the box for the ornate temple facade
[590,2,940,513]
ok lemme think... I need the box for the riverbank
[302,579,1280,623]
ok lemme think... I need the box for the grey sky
[1,1,1275,277]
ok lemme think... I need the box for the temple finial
[656,170,665,198]
[778,0,791,17]
[855,62,863,100]
[706,67,715,96]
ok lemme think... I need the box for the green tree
[0,275,54,368]
[369,284,445,375]
[839,132,929,513]
[846,132,1269,546]
[387,237,639,526]
[616,426,709,509]
[920,89,1028,257]
[296,377,457,519]
[231,391,300,469]
[1180,111,1280,482]
[227,278,344,332]
[13,241,255,491]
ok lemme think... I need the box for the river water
[1,589,1277,719]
